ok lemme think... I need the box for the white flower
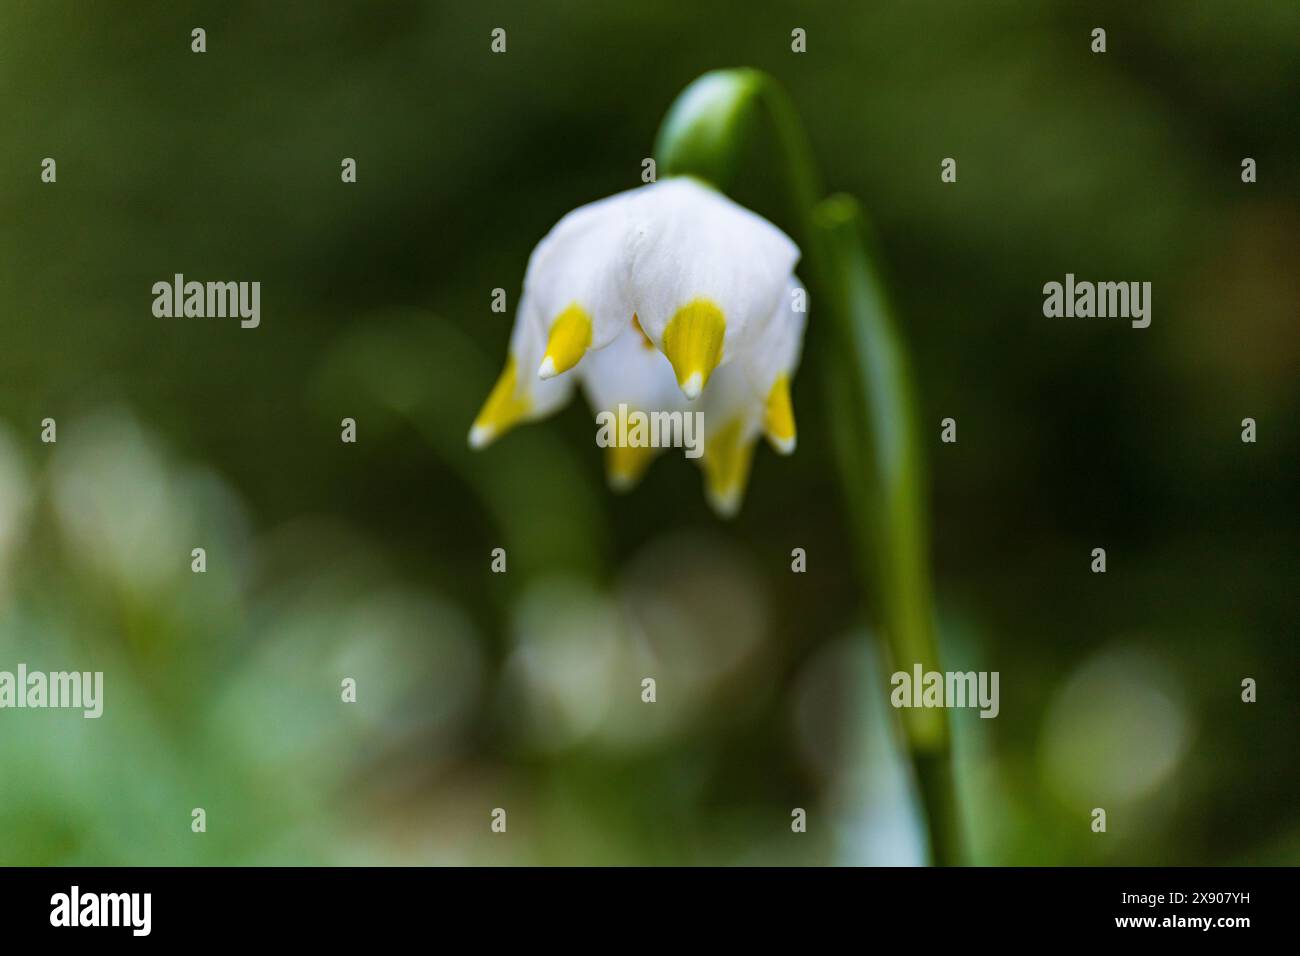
[469,177,806,516]
[524,191,639,380]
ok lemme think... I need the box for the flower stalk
[656,70,962,865]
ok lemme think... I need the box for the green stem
[814,195,961,866]
[657,70,962,865]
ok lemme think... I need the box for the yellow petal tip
[702,418,755,519]
[604,440,655,493]
[470,356,530,449]
[540,303,593,379]
[763,374,797,455]
[681,372,703,400]
[705,485,744,518]
[663,299,725,399]
[768,434,796,455]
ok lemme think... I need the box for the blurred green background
[0,0,1296,865]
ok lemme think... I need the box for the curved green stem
[656,71,961,865]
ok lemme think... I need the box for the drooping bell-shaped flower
[469,176,806,517]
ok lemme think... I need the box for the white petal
[700,360,764,444]
[695,359,765,516]
[523,189,640,376]
[578,320,684,416]
[512,293,577,418]
[624,178,800,371]
[576,320,687,491]
[729,277,806,455]
[742,277,808,397]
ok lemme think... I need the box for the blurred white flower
[501,577,625,752]
[50,413,196,598]
[1040,646,1191,806]
[48,411,248,604]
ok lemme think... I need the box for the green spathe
[654,69,762,190]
